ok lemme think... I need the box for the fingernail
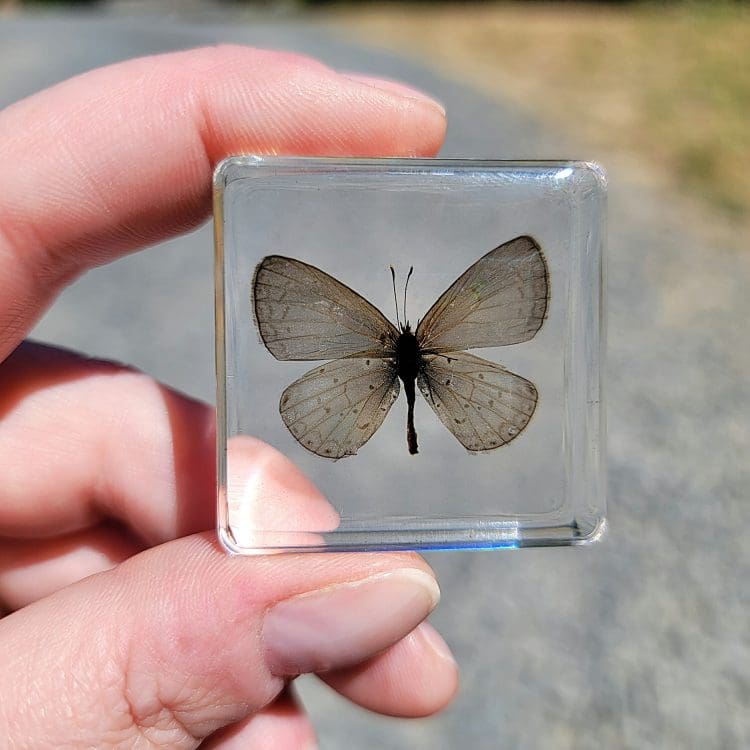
[418,621,457,667]
[343,73,446,116]
[263,569,440,676]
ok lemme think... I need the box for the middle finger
[0,341,216,541]
[0,521,144,611]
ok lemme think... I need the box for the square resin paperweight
[214,157,606,553]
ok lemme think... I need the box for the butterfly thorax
[394,325,421,384]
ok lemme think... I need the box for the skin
[0,46,456,749]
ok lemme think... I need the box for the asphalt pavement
[1,8,748,749]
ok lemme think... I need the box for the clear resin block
[214,157,606,553]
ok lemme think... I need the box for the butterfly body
[252,235,549,459]
[394,324,421,455]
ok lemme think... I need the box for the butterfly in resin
[251,235,548,459]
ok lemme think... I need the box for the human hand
[0,46,454,748]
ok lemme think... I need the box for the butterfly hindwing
[417,351,538,452]
[253,255,399,361]
[416,236,548,353]
[280,357,400,459]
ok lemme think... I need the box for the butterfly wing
[253,255,399,361]
[417,351,538,452]
[280,357,400,459]
[416,236,548,353]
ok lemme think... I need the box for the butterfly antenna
[390,265,402,329]
[403,266,414,328]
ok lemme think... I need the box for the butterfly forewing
[417,351,538,452]
[253,255,399,361]
[416,236,548,353]
[280,357,400,459]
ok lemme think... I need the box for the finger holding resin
[0,533,455,746]
[0,45,446,362]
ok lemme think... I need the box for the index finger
[0,45,446,360]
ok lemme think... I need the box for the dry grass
[327,2,750,224]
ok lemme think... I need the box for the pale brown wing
[416,236,548,353]
[252,255,399,361]
[280,357,399,459]
[417,351,538,452]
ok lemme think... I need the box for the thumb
[0,533,439,747]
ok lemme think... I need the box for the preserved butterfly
[252,235,548,459]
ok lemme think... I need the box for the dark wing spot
[489,399,495,407]
[318,367,326,374]
[445,379,451,386]
[353,408,358,414]
[366,359,371,366]
[369,384,375,390]
[325,407,331,414]
[478,373,485,380]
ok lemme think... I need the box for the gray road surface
[1,10,748,750]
